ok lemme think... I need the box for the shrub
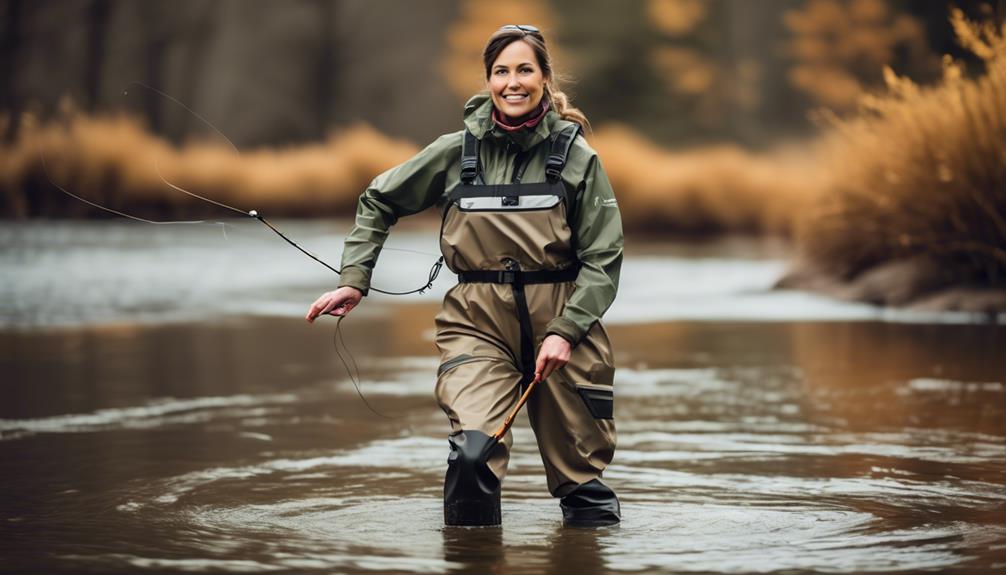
[796,9,1006,288]
[0,109,417,219]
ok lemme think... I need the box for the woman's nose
[506,73,520,89]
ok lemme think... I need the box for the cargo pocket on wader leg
[575,383,614,419]
[575,363,615,419]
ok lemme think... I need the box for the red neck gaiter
[492,100,550,132]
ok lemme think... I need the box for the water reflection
[442,527,504,574]
[2,302,1004,571]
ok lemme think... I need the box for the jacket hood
[462,93,563,151]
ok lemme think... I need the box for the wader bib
[436,124,619,526]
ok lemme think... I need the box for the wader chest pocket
[457,194,561,212]
[575,384,614,419]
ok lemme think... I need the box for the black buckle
[460,159,478,183]
[545,160,562,181]
[497,270,517,283]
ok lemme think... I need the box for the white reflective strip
[459,195,560,210]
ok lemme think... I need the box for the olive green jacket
[337,93,623,345]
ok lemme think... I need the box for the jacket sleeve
[545,154,624,345]
[337,131,461,295]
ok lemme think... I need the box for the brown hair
[482,26,590,131]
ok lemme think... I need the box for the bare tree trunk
[315,0,335,139]
[85,0,109,112]
[178,2,216,141]
[140,1,166,135]
[2,0,22,143]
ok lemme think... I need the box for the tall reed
[1,106,818,235]
[797,9,1006,287]
[0,109,417,219]
[590,125,816,236]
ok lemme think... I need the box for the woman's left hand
[534,334,572,383]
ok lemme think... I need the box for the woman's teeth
[504,94,527,101]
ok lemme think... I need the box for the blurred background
[2,0,1005,312]
[1,0,1000,146]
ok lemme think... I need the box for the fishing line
[333,315,396,419]
[125,81,240,154]
[39,147,209,226]
[152,156,440,256]
[153,158,246,216]
[125,85,445,295]
[41,81,445,416]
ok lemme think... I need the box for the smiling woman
[481,25,590,131]
[306,25,622,528]
[488,36,547,122]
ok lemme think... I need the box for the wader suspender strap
[546,123,581,182]
[460,130,480,184]
[453,123,583,390]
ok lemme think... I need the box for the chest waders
[436,124,620,527]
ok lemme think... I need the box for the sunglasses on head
[501,24,541,36]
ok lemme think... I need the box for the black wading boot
[444,430,502,526]
[560,478,620,527]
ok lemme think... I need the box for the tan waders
[436,125,619,527]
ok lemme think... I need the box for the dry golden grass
[0,110,417,219]
[591,124,818,236]
[797,9,1006,287]
[0,112,819,236]
[2,99,818,235]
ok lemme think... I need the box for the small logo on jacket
[594,197,619,208]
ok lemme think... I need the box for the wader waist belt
[456,266,580,285]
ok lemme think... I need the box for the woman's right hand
[306,286,363,323]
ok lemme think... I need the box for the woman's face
[488,40,546,121]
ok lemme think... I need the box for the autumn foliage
[0,109,417,219]
[796,8,1006,288]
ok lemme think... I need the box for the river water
[2,221,1004,574]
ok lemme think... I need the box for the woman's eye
[495,69,507,75]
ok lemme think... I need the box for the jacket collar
[463,93,559,151]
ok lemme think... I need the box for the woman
[306,24,623,527]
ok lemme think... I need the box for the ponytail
[546,83,590,133]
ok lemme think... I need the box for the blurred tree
[551,0,665,136]
[139,1,166,135]
[649,0,707,36]
[723,0,806,146]
[783,0,934,111]
[315,0,335,136]
[85,0,109,112]
[1,0,22,142]
[648,0,726,137]
[2,0,994,150]
[441,0,557,101]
